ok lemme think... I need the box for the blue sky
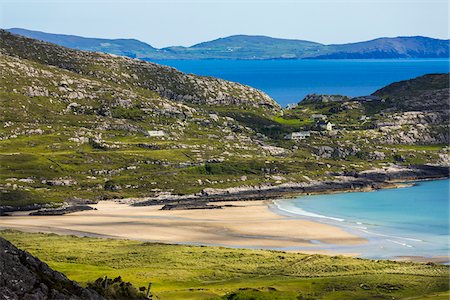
[0,0,448,48]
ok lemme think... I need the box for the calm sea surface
[274,179,450,260]
[148,59,450,107]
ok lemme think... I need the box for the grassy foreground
[1,230,448,300]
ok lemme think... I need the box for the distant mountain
[6,28,450,60]
[7,27,157,58]
[316,36,450,59]
[162,35,323,59]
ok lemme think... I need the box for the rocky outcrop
[0,237,104,299]
[29,205,95,216]
[301,94,350,104]
[375,124,449,145]
[313,145,360,159]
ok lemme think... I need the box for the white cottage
[146,130,165,137]
[285,131,311,140]
[319,122,334,131]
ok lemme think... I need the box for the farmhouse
[285,131,311,140]
[146,130,166,137]
[318,121,334,131]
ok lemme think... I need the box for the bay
[147,58,450,107]
[274,179,450,260]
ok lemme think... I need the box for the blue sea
[148,59,450,107]
[273,179,450,260]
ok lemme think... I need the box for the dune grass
[0,230,448,300]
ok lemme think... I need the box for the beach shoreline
[0,199,367,253]
[0,169,447,263]
[1,192,448,264]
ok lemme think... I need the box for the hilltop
[0,30,448,211]
[7,28,450,60]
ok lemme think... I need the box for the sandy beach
[0,200,366,251]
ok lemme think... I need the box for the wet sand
[0,200,366,251]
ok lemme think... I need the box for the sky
[0,0,448,48]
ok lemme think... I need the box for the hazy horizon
[4,26,450,48]
[1,0,448,48]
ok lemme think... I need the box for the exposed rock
[26,86,49,97]
[261,145,288,156]
[302,94,350,103]
[369,151,386,160]
[0,237,104,299]
[315,146,334,158]
[29,205,96,216]
[43,179,77,186]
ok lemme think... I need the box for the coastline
[1,197,447,263]
[1,164,447,215]
[0,200,367,254]
[128,164,448,210]
[0,167,447,263]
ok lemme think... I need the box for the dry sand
[0,200,366,251]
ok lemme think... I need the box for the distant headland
[6,27,450,60]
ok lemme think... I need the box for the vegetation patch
[1,231,448,300]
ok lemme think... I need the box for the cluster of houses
[285,114,334,140]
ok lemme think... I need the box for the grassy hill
[2,230,449,300]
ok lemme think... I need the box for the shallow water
[147,59,450,106]
[274,179,450,260]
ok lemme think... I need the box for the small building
[146,130,165,137]
[351,95,382,102]
[318,121,334,131]
[285,131,311,140]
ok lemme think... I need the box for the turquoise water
[147,59,450,107]
[274,179,450,260]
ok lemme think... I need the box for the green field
[1,230,448,300]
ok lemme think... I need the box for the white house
[285,131,311,140]
[318,121,334,131]
[146,130,165,137]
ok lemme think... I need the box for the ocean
[148,58,450,107]
[273,179,450,260]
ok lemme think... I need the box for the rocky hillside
[0,237,104,299]
[283,74,449,146]
[0,30,279,111]
[0,31,448,210]
[373,73,449,111]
